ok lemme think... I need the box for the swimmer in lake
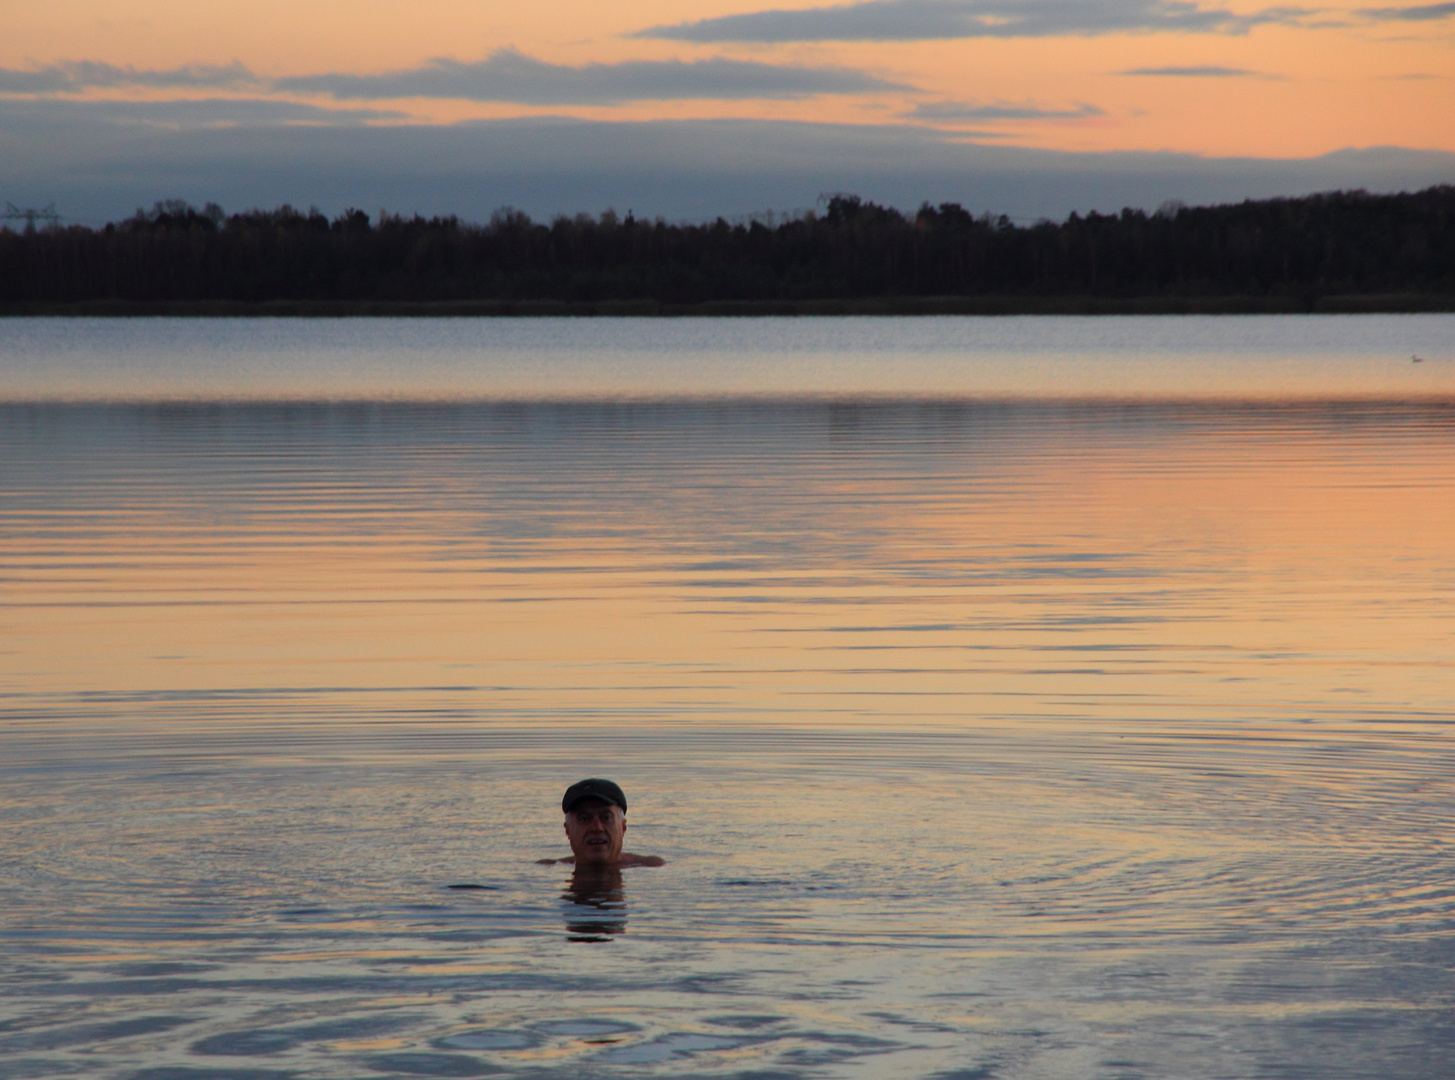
[537,778,665,868]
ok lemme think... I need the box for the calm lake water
[2,316,1454,1080]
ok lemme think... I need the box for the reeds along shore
[1,187,1452,311]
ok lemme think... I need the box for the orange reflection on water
[3,401,1453,750]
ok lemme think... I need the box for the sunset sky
[2,0,1452,221]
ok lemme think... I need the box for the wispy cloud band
[0,50,904,106]
[637,0,1316,43]
[1120,65,1267,75]
[280,50,905,104]
[0,95,402,128]
[0,61,256,94]
[909,101,1104,121]
[1357,1,1455,18]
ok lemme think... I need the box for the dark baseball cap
[562,778,627,813]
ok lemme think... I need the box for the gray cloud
[637,0,1316,42]
[909,101,1104,120]
[275,48,905,103]
[0,60,257,94]
[0,50,903,107]
[1120,65,1266,75]
[0,95,402,127]
[105,98,406,126]
[1357,1,1455,18]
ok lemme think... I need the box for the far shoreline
[1,294,1452,318]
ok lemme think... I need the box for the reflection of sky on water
[5,398,1452,728]
[1,388,1454,1078]
[2,314,1454,400]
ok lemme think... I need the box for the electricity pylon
[2,203,62,230]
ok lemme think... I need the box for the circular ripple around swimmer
[433,1030,540,1051]
[533,1019,640,1038]
[592,1032,750,1064]
[191,1030,300,1056]
[359,1052,497,1076]
[129,1069,298,1080]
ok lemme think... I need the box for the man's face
[564,798,626,865]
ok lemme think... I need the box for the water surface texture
[2,317,1454,1080]
[2,314,1453,400]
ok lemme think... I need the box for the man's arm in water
[621,853,666,867]
[536,853,665,867]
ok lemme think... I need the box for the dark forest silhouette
[2,187,1452,309]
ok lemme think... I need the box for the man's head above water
[541,778,664,869]
[563,778,628,866]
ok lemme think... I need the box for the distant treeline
[2,187,1453,310]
